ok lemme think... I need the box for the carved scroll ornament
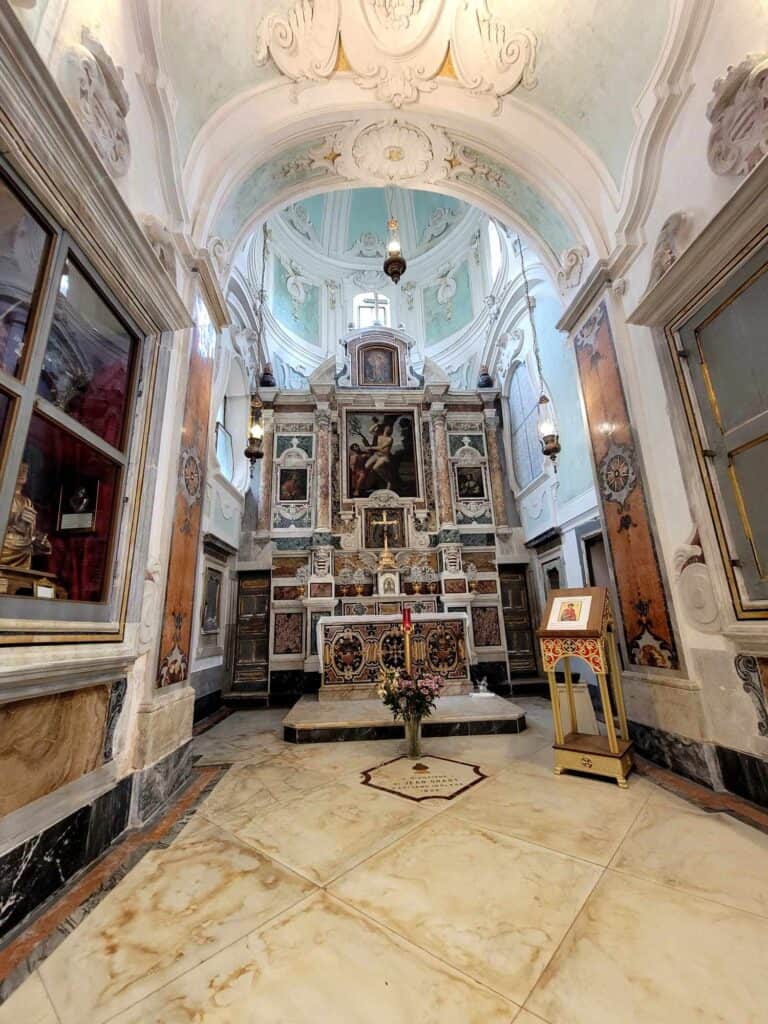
[256,0,537,110]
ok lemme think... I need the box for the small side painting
[455,466,485,500]
[547,595,593,631]
[278,467,308,503]
[360,346,398,387]
[346,411,418,498]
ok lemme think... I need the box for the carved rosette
[707,54,768,176]
[59,28,131,178]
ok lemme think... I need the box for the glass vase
[404,716,422,759]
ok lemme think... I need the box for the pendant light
[383,188,406,284]
[245,224,268,472]
[515,235,561,469]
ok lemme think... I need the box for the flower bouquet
[378,668,445,758]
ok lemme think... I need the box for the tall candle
[402,606,412,631]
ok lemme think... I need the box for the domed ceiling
[277,189,470,261]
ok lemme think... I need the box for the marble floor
[3,697,768,1022]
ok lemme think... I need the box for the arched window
[354,291,390,328]
[214,397,234,482]
[487,221,502,282]
[508,361,543,489]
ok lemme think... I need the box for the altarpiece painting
[345,411,418,499]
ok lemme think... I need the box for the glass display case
[0,163,145,636]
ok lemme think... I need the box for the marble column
[484,412,509,529]
[256,410,274,536]
[430,406,454,527]
[315,404,332,533]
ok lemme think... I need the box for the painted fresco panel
[157,305,215,685]
[573,301,678,669]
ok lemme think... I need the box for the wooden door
[233,572,270,694]
[499,565,537,675]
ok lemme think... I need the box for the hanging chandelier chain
[515,234,545,389]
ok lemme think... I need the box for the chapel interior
[1,3,768,1022]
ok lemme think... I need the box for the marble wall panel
[471,607,502,647]
[156,313,216,686]
[273,612,304,655]
[0,686,110,817]
[133,741,192,823]
[573,301,679,669]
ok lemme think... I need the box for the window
[507,362,543,490]
[0,165,142,629]
[215,397,234,482]
[487,221,502,283]
[676,244,768,616]
[354,292,390,329]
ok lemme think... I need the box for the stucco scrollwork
[647,212,688,287]
[59,28,131,178]
[140,214,175,279]
[139,558,163,649]
[707,53,768,176]
[557,246,588,293]
[255,1,537,110]
[672,541,720,634]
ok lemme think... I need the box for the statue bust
[0,463,52,570]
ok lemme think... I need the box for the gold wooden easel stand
[539,594,633,788]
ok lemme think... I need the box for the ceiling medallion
[255,0,538,111]
[352,120,432,181]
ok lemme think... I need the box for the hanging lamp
[383,188,407,284]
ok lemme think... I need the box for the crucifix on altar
[371,509,400,595]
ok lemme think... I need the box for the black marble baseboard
[0,775,132,942]
[269,670,321,704]
[628,721,721,789]
[716,745,768,809]
[193,688,222,724]
[133,741,193,824]
[284,714,527,744]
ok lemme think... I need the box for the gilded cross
[371,510,398,552]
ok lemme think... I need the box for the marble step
[282,694,527,744]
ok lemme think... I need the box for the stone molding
[0,8,190,334]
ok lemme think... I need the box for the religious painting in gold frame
[364,507,405,549]
[343,409,420,500]
[358,344,399,387]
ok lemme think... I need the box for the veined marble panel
[527,871,768,1024]
[39,818,315,1024]
[612,790,768,918]
[107,893,516,1023]
[0,686,110,816]
[444,759,652,864]
[0,972,58,1024]
[331,816,600,1003]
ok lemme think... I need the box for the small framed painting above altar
[318,613,474,701]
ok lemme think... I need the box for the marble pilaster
[314,405,332,533]
[483,412,509,529]
[429,406,454,527]
[256,409,275,536]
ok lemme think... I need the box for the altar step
[282,695,527,744]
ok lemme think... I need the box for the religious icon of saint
[362,348,395,385]
[560,601,579,622]
[279,468,307,502]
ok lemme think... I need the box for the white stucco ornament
[707,53,768,176]
[58,28,131,178]
[255,0,537,110]
[557,246,588,293]
[350,120,434,181]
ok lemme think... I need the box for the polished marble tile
[422,727,551,775]
[39,820,315,1024]
[192,729,286,766]
[527,870,768,1024]
[199,758,343,834]
[445,760,651,864]
[612,790,768,917]
[331,816,600,1003]
[221,778,437,884]
[0,972,58,1024]
[514,1012,550,1024]
[109,892,518,1024]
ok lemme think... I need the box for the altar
[318,612,473,700]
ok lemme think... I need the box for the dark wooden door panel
[499,565,537,675]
